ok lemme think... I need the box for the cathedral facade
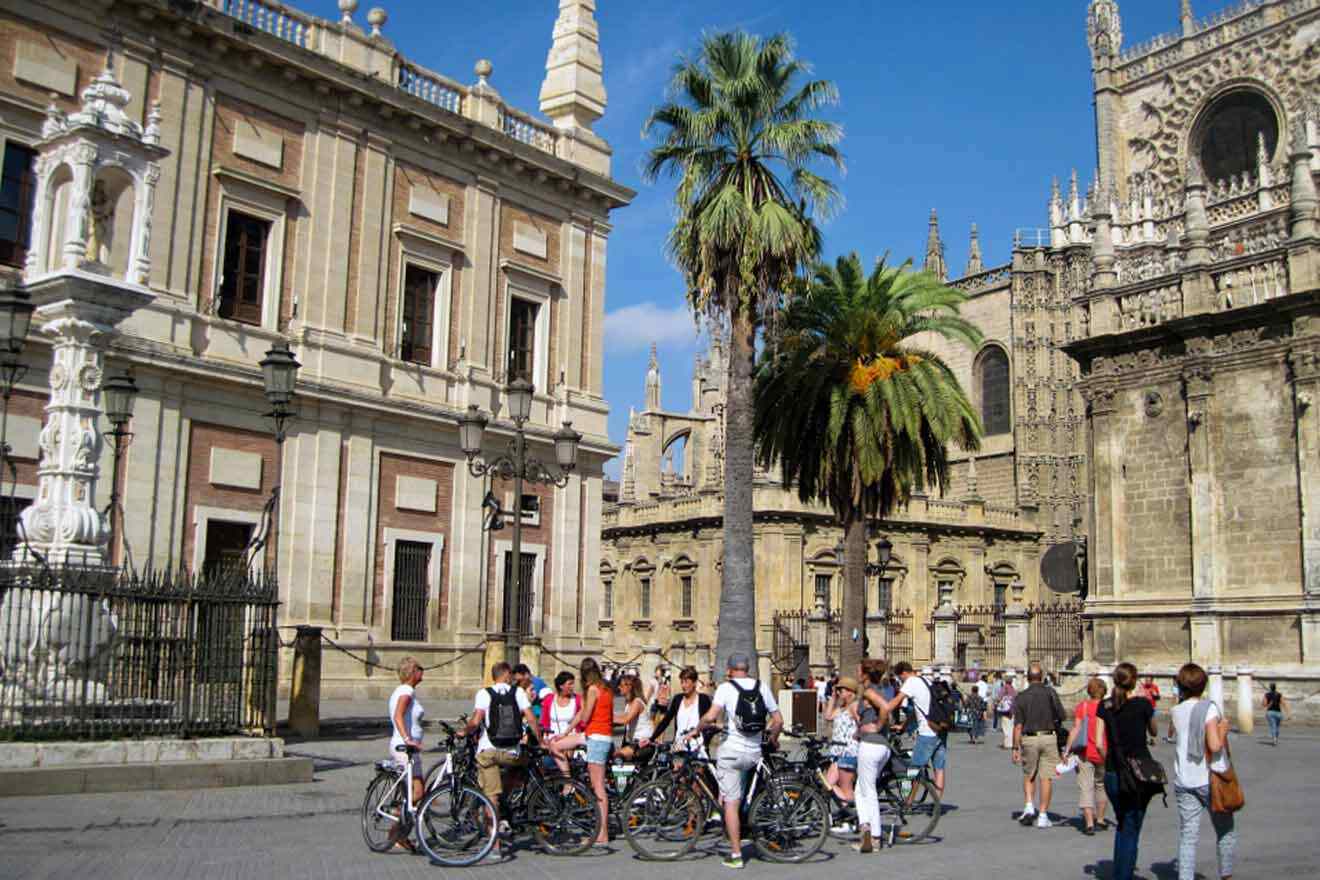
[604,0,1320,708]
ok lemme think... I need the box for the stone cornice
[603,509,1042,544]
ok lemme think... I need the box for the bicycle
[361,726,498,866]
[453,736,603,855]
[623,738,829,862]
[568,739,672,835]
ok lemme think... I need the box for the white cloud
[604,301,703,354]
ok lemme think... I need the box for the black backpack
[485,686,523,748]
[730,680,768,736]
[918,677,958,735]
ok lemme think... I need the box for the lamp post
[861,534,894,657]
[248,341,300,576]
[458,379,581,665]
[100,369,138,567]
[0,284,34,556]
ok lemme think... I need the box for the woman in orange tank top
[565,658,611,844]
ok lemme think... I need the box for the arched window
[977,347,1011,435]
[1195,89,1279,184]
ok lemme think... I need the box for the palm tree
[754,253,983,674]
[644,32,843,674]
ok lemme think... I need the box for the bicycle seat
[375,760,398,773]
[395,744,420,754]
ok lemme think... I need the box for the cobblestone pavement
[3,726,1318,879]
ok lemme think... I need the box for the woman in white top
[1170,662,1236,880]
[543,671,581,738]
[616,674,654,759]
[647,666,712,758]
[388,657,426,825]
[824,675,859,806]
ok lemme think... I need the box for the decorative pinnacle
[474,59,493,86]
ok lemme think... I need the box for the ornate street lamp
[0,283,34,556]
[460,380,581,664]
[245,341,300,575]
[101,369,138,567]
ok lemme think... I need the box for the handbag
[1105,700,1168,806]
[1209,739,1245,813]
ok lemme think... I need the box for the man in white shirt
[876,661,948,801]
[463,661,542,829]
[696,653,783,870]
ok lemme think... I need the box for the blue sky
[368,0,1243,475]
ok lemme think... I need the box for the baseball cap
[726,652,751,671]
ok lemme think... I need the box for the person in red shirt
[1139,676,1161,707]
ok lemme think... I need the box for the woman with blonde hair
[386,656,426,851]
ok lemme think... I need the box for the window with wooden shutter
[400,265,437,365]
[218,211,271,326]
[508,297,539,382]
[0,143,37,269]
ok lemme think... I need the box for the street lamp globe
[102,370,139,430]
[505,378,534,423]
[458,404,489,458]
[0,286,35,358]
[554,421,582,471]
[876,536,893,568]
[260,341,300,409]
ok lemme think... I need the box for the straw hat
[835,676,860,693]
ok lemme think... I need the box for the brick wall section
[210,95,305,190]
[373,453,454,634]
[498,204,561,379]
[342,137,365,336]
[945,452,1017,507]
[181,422,279,571]
[1215,361,1302,595]
[331,439,349,624]
[1118,383,1193,595]
[485,477,555,633]
[0,15,103,114]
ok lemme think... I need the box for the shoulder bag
[1209,736,1245,813]
[1105,701,1168,807]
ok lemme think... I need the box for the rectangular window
[519,493,540,525]
[391,540,431,641]
[680,575,693,618]
[877,577,894,614]
[993,582,1007,611]
[815,573,832,609]
[508,297,539,382]
[501,550,536,637]
[202,520,254,577]
[0,496,32,559]
[0,143,37,268]
[640,576,652,619]
[400,265,437,365]
[603,579,613,619]
[218,211,271,325]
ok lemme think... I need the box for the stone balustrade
[200,0,565,160]
[947,263,1012,293]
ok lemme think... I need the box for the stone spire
[539,0,607,132]
[1092,180,1117,289]
[964,223,984,276]
[1181,1,1195,37]
[1087,1,1122,63]
[645,342,661,411]
[923,209,947,281]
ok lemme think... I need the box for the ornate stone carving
[1183,364,1214,399]
[1143,390,1165,417]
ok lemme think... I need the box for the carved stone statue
[86,179,113,265]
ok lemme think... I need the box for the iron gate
[391,540,431,641]
[1027,601,1084,671]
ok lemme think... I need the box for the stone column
[288,625,323,739]
[1208,664,1225,709]
[16,281,151,565]
[521,636,543,677]
[1289,347,1320,603]
[1183,366,1220,624]
[757,650,773,686]
[1004,604,1030,671]
[932,604,959,667]
[1290,120,1318,242]
[807,610,830,679]
[1083,385,1121,599]
[61,144,96,270]
[640,644,662,684]
[128,161,160,286]
[1235,667,1254,734]
[481,634,505,683]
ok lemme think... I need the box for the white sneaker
[1018,805,1036,824]
[1035,813,1053,828]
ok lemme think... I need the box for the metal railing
[953,604,1006,669]
[873,607,913,665]
[771,608,810,677]
[0,564,279,740]
[1026,601,1085,673]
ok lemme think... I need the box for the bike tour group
[362,651,955,868]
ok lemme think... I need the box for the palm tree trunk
[838,515,867,675]
[715,306,758,678]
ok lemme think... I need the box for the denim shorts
[585,737,612,765]
[836,754,858,771]
[909,734,947,771]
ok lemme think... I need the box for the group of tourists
[384,651,1272,877]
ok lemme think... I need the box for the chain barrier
[313,631,487,673]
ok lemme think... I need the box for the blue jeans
[1267,709,1283,740]
[910,734,947,770]
[1104,770,1147,880]
[970,714,985,740]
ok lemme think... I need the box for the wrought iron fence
[1027,601,1085,672]
[771,608,810,678]
[954,605,1006,669]
[0,564,279,740]
[873,607,913,665]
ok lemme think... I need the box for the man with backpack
[464,661,543,835]
[876,661,955,802]
[695,653,783,869]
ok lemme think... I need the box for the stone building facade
[0,0,631,697]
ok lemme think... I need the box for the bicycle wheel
[416,784,498,866]
[361,773,404,853]
[891,777,942,842]
[748,778,829,863]
[623,778,703,860]
[528,777,601,855]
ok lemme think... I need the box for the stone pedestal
[1303,612,1320,664]
[482,634,506,682]
[1208,664,1225,709]
[288,625,322,739]
[640,644,662,683]
[932,605,959,667]
[807,612,830,678]
[757,650,772,685]
[521,636,543,677]
[1235,666,1254,734]
[1003,605,1030,670]
[864,613,887,663]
